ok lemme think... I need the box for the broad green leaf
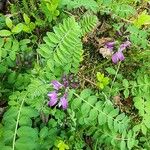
[133,97,144,116]
[88,109,98,120]
[141,124,147,135]
[81,103,91,117]
[0,30,11,37]
[12,40,19,52]
[12,23,23,34]
[21,107,39,118]
[0,64,7,73]
[120,140,126,150]
[105,67,116,75]
[123,79,129,88]
[98,113,106,125]
[71,98,82,109]
[9,51,16,61]
[6,17,13,29]
[124,89,129,98]
[3,130,14,143]
[23,13,30,24]
[0,146,12,150]
[29,22,35,30]
[17,126,38,140]
[57,140,69,150]
[133,11,150,28]
[19,116,32,127]
[23,24,31,33]
[40,127,48,139]
[108,108,119,117]
[15,137,38,150]
[4,38,12,49]
[108,117,113,130]
[87,95,97,105]
[0,38,4,47]
[80,89,92,99]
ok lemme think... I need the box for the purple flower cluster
[62,74,78,88]
[105,40,131,64]
[48,80,68,110]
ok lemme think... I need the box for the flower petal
[106,41,115,47]
[60,93,68,110]
[119,41,131,51]
[112,52,119,64]
[117,51,125,61]
[106,41,115,51]
[48,91,58,106]
[51,80,63,90]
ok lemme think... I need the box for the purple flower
[48,91,58,106]
[59,93,68,110]
[62,75,69,87]
[119,41,131,51]
[112,51,125,64]
[51,80,63,90]
[105,41,115,51]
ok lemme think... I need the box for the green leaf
[80,89,92,99]
[21,107,39,118]
[141,124,147,135]
[71,98,82,109]
[12,40,19,52]
[133,10,150,28]
[124,89,129,98]
[81,103,91,117]
[12,23,23,34]
[57,140,69,150]
[40,127,48,139]
[0,64,7,73]
[23,13,30,24]
[17,126,38,140]
[3,130,14,143]
[15,137,38,150]
[23,24,30,33]
[5,17,13,29]
[98,113,106,125]
[0,38,4,47]
[88,109,98,121]
[108,108,119,118]
[123,79,129,88]
[19,116,32,127]
[0,30,11,37]
[105,67,116,75]
[0,146,12,150]
[9,51,16,61]
[87,95,97,105]
[120,140,126,150]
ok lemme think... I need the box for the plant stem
[12,93,27,150]
[109,61,121,97]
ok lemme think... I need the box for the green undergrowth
[0,0,150,150]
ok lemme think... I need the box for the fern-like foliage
[127,25,149,49]
[131,74,150,135]
[38,14,98,73]
[38,17,83,73]
[79,13,98,36]
[71,89,137,149]
[60,0,99,13]
[112,4,136,18]
[10,0,60,26]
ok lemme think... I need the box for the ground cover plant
[0,0,150,149]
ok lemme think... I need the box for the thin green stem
[109,61,121,97]
[12,93,27,150]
